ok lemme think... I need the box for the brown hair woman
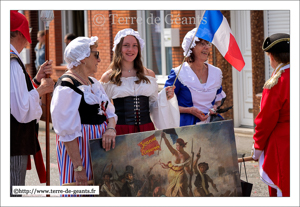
[100,28,176,135]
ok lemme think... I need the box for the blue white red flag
[196,10,245,71]
[163,128,178,144]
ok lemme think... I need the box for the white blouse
[50,77,117,142]
[10,44,42,123]
[100,76,159,109]
[100,75,180,130]
[174,62,226,113]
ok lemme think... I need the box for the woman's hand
[209,102,220,115]
[190,107,209,121]
[165,86,176,100]
[74,167,88,186]
[208,107,218,115]
[35,60,53,82]
[63,139,88,186]
[102,128,116,151]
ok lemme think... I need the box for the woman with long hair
[100,28,177,135]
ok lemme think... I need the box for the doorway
[231,11,253,127]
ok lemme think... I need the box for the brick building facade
[19,10,289,128]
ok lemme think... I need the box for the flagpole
[40,10,54,196]
[172,11,206,87]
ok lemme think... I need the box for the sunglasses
[199,41,212,48]
[91,51,99,59]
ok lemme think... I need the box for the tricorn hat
[262,33,290,53]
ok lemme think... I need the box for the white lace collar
[174,62,221,92]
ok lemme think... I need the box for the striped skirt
[56,122,107,190]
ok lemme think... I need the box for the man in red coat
[252,33,290,197]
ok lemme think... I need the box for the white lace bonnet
[64,36,98,69]
[112,28,145,52]
[181,28,201,57]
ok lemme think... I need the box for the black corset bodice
[54,75,107,125]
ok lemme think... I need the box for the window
[61,11,86,65]
[138,10,173,84]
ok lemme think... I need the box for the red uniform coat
[253,68,290,197]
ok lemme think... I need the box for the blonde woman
[34,30,45,71]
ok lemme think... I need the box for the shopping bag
[239,155,253,197]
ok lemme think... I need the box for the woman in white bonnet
[164,28,226,126]
[100,28,176,135]
[50,36,117,189]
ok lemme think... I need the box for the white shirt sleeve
[10,59,42,123]
[215,70,226,102]
[215,90,226,102]
[149,81,159,109]
[50,86,82,142]
[95,79,117,123]
[99,81,113,100]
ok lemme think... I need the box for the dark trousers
[10,155,28,197]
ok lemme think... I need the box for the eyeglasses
[199,41,212,48]
[91,51,99,59]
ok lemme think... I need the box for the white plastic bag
[150,88,180,130]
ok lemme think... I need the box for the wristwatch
[74,165,83,172]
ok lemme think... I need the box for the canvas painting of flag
[89,120,242,197]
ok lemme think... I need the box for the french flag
[196,10,245,71]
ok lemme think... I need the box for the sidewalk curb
[234,127,254,135]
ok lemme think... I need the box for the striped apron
[56,122,107,196]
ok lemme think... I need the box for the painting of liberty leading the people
[89,120,242,197]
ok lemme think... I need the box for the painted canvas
[89,120,242,197]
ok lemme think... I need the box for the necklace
[68,69,91,86]
[68,70,94,93]
[124,68,134,73]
